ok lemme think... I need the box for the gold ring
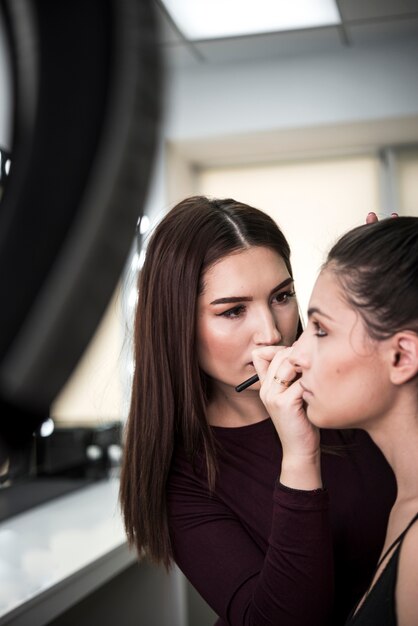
[273,376,292,388]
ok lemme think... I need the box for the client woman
[256,216,417,625]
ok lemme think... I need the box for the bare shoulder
[396,517,418,626]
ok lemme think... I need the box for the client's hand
[366,211,398,224]
[366,212,378,224]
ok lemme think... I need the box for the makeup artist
[120,196,396,626]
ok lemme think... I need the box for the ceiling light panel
[162,0,341,41]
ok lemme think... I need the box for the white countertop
[0,477,136,625]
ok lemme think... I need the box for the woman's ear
[389,332,418,385]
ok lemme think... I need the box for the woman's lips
[299,381,313,396]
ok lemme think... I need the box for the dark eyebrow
[307,306,333,321]
[270,277,294,295]
[210,277,294,305]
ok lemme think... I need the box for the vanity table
[0,478,185,626]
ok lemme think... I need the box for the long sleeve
[250,485,332,625]
[167,421,395,626]
[168,451,333,625]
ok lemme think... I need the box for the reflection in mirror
[0,4,13,202]
[0,145,11,201]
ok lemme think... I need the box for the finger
[366,212,378,224]
[260,375,304,421]
[268,345,296,376]
[273,379,304,404]
[252,345,285,382]
[269,353,297,389]
[256,349,296,404]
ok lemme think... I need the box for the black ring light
[0,0,161,456]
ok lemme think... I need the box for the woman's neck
[367,399,418,504]
[207,387,269,428]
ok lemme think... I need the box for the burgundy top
[167,419,396,626]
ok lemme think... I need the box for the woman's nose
[254,310,282,346]
[289,332,309,370]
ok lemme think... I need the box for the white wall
[198,155,381,318]
[164,39,418,142]
[52,287,123,423]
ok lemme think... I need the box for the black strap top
[345,512,418,626]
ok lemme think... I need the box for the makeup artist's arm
[167,442,333,626]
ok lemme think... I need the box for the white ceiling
[155,0,418,68]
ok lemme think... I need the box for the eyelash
[313,321,327,337]
[272,290,296,305]
[218,290,296,319]
[219,305,246,319]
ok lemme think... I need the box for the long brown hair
[119,196,302,568]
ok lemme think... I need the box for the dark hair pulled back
[325,216,418,340]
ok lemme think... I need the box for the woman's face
[196,246,299,392]
[290,268,392,429]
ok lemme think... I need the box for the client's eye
[313,321,327,337]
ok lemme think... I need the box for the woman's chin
[306,406,331,429]
[307,410,347,430]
